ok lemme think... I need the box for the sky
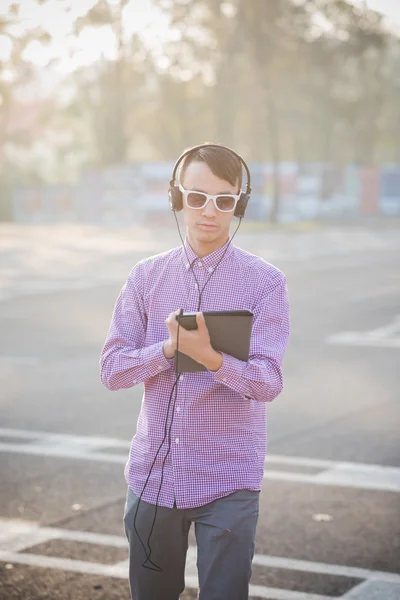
[0,0,399,71]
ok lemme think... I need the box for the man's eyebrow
[190,187,236,194]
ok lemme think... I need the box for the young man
[100,144,290,600]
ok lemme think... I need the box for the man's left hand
[164,311,223,371]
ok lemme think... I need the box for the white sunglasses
[178,184,241,213]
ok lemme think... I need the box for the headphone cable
[173,211,242,311]
[135,216,243,571]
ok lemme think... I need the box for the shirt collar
[181,236,235,273]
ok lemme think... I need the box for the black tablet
[174,310,253,373]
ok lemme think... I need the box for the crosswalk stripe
[0,551,335,600]
[1,519,400,600]
[1,428,399,493]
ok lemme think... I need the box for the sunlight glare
[7,0,398,75]
[12,0,171,73]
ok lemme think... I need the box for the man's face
[180,161,239,256]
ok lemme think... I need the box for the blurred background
[1,0,400,224]
[1,2,400,599]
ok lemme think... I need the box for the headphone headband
[170,143,251,195]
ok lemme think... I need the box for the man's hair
[179,143,243,191]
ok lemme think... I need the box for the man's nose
[202,198,217,217]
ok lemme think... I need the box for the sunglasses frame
[178,184,241,213]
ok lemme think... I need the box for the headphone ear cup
[234,193,249,218]
[168,185,183,212]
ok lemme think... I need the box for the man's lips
[197,223,218,229]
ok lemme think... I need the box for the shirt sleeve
[100,264,173,391]
[212,273,290,403]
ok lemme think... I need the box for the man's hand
[162,309,181,359]
[163,310,223,371]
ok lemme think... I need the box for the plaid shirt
[100,238,290,509]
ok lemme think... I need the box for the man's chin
[196,229,219,241]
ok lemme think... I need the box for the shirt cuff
[213,352,245,385]
[140,340,174,377]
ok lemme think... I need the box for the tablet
[174,310,253,373]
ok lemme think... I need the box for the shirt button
[198,261,203,267]
[186,263,190,269]
[158,365,163,370]
[179,375,184,381]
[176,406,181,413]
[208,267,214,273]
[194,283,198,289]
[222,377,227,382]
[175,438,179,444]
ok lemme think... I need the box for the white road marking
[251,552,400,584]
[342,580,400,599]
[1,519,400,600]
[0,427,130,448]
[1,428,400,493]
[263,464,400,494]
[0,357,41,366]
[0,549,335,600]
[327,315,400,348]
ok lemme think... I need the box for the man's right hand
[163,338,175,359]
[163,309,181,358]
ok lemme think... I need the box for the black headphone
[168,143,252,219]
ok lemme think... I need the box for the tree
[0,1,51,218]
[71,0,143,165]
[155,0,314,221]
[3,0,400,216]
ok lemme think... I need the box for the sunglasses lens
[186,191,236,211]
[216,196,236,211]
[187,192,207,208]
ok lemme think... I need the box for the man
[100,143,290,600]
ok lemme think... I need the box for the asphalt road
[0,221,399,600]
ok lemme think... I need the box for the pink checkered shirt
[100,238,290,509]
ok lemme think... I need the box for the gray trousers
[123,486,260,600]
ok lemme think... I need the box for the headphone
[168,143,252,219]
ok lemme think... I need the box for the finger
[196,312,205,328]
[166,314,178,326]
[165,315,175,330]
[165,309,179,323]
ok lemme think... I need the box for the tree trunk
[266,92,281,223]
